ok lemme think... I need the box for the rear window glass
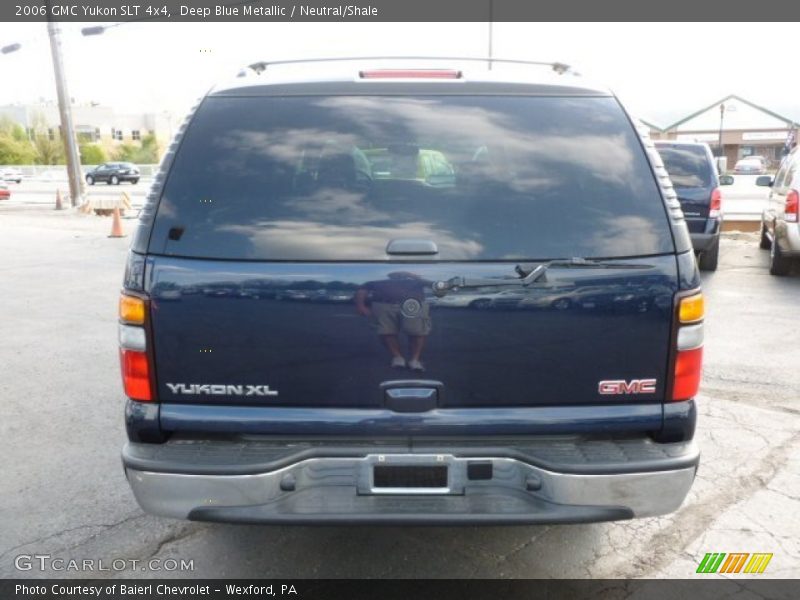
[150,95,672,260]
[656,144,713,189]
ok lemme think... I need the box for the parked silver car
[757,146,799,275]
[1,168,22,183]
[735,156,767,174]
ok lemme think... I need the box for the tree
[0,136,36,165]
[138,132,159,163]
[29,112,65,165]
[112,132,159,164]
[0,116,28,142]
[112,143,138,162]
[79,143,106,165]
[0,117,36,165]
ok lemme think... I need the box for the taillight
[359,69,462,79]
[786,189,799,223]
[672,292,704,401]
[709,187,722,218]
[672,347,703,401]
[119,293,152,401]
[120,349,152,401]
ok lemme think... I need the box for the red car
[0,183,10,200]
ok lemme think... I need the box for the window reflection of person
[355,272,432,372]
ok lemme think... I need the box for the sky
[0,21,797,127]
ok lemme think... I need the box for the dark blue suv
[118,59,702,524]
[654,141,723,271]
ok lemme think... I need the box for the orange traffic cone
[108,206,126,238]
[55,189,63,210]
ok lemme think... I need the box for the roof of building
[646,94,800,132]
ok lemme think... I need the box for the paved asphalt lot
[0,200,798,579]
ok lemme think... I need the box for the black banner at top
[2,0,800,22]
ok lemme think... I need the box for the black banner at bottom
[2,579,799,600]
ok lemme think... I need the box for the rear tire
[769,236,792,276]
[759,221,771,250]
[697,238,719,272]
[86,176,94,185]
[111,175,120,185]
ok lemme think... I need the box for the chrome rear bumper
[124,439,699,524]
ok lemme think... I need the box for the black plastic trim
[125,400,164,443]
[187,488,632,525]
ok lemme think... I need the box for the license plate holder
[360,455,454,494]
[373,465,448,489]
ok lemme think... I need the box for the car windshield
[151,95,673,261]
[656,144,713,189]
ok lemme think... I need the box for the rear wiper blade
[514,257,653,280]
[432,258,652,297]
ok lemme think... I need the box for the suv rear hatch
[655,142,716,233]
[142,93,678,423]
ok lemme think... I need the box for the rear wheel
[110,175,120,185]
[759,221,771,250]
[86,176,94,185]
[697,238,719,272]
[769,236,792,276]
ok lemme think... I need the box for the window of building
[111,128,123,141]
[132,129,141,141]
[47,128,55,141]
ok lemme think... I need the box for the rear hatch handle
[432,258,653,297]
[386,239,439,256]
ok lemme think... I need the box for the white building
[647,95,799,169]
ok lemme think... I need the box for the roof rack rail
[238,56,572,77]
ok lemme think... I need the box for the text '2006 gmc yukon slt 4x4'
[119,58,703,525]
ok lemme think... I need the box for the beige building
[0,102,177,153]
[646,95,799,169]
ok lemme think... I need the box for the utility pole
[47,17,84,207]
[488,0,494,70]
[717,103,725,159]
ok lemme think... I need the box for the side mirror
[755,175,773,187]
[719,174,735,186]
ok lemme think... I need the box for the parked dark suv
[86,162,140,185]
[119,59,703,524]
[654,141,723,271]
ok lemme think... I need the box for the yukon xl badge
[598,379,657,395]
[166,383,278,397]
